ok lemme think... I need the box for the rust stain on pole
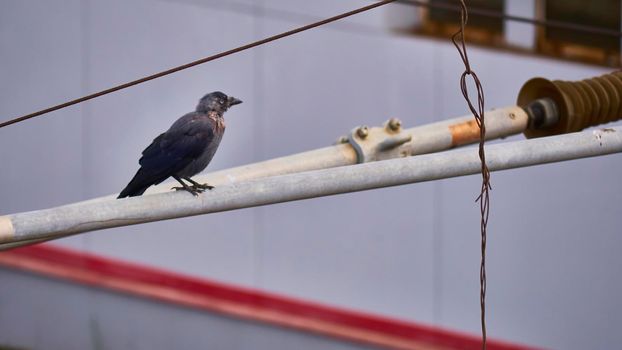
[449,120,481,146]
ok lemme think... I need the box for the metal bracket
[337,118,413,164]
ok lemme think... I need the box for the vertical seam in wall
[79,2,101,349]
[80,0,92,252]
[252,0,265,289]
[431,44,443,326]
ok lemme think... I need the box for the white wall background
[1,1,621,349]
[0,267,377,350]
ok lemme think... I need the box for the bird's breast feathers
[208,111,226,133]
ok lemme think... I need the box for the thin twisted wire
[0,0,397,129]
[451,1,490,349]
[3,0,621,129]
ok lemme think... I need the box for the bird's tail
[117,168,154,198]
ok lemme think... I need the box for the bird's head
[196,91,243,114]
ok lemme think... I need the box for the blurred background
[1,0,621,349]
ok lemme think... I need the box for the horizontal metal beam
[1,106,529,248]
[76,106,526,203]
[1,126,619,249]
[137,106,528,196]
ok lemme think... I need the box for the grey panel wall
[0,0,84,212]
[0,268,377,350]
[1,1,621,349]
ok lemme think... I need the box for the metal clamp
[337,118,413,163]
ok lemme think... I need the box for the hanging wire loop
[451,1,491,349]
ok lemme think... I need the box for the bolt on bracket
[338,118,413,163]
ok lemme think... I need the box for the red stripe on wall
[0,244,539,350]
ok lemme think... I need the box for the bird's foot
[183,177,214,190]
[171,186,202,196]
[194,183,214,190]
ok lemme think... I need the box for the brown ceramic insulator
[518,71,622,138]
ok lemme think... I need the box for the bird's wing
[138,119,213,179]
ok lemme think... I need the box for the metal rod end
[0,216,15,244]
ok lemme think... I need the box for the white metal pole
[0,106,529,248]
[0,126,619,249]
[85,106,527,200]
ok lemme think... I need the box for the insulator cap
[518,71,622,138]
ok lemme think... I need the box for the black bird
[118,91,242,198]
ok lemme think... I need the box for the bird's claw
[171,186,203,196]
[170,182,213,196]
[195,183,215,190]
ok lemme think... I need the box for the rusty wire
[3,0,622,129]
[0,0,398,129]
[451,1,490,349]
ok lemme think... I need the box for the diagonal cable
[0,0,397,129]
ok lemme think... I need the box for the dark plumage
[117,91,242,198]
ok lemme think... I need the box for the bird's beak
[228,96,243,107]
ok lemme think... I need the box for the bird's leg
[171,175,201,196]
[183,177,214,190]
